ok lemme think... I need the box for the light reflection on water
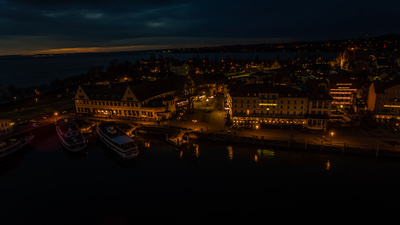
[227,146,233,161]
[1,125,400,223]
[256,148,275,159]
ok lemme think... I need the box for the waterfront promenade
[2,95,400,158]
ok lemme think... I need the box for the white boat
[96,122,138,159]
[0,135,34,159]
[56,118,86,152]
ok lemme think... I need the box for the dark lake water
[0,51,338,89]
[1,124,398,224]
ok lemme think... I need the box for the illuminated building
[230,84,309,128]
[328,73,360,110]
[230,83,333,130]
[368,81,400,120]
[0,119,14,137]
[306,86,333,131]
[74,79,181,121]
[170,62,190,76]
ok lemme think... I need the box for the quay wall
[136,125,400,159]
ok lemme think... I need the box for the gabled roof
[80,76,186,102]
[81,82,128,101]
[372,81,400,94]
[230,84,306,98]
[129,78,183,101]
[308,86,334,100]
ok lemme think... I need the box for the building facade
[0,119,14,137]
[368,82,400,121]
[229,84,333,130]
[328,73,359,110]
[74,80,180,121]
[230,84,313,128]
[306,87,333,130]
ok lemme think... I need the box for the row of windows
[78,99,175,107]
[234,110,304,116]
[1,123,9,128]
[308,119,326,126]
[234,99,304,104]
[77,107,155,117]
[77,100,140,107]
[1,128,10,134]
[234,105,304,109]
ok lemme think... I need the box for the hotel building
[368,81,400,121]
[74,79,182,121]
[230,84,333,130]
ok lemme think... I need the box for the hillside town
[72,35,400,133]
[2,35,400,153]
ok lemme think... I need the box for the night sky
[0,0,398,55]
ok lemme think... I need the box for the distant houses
[71,46,400,131]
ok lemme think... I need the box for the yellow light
[384,105,400,108]
[259,103,277,106]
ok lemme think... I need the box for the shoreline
[135,125,400,159]
[2,115,400,160]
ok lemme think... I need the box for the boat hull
[96,126,138,159]
[56,126,86,152]
[0,135,34,159]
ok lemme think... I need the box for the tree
[6,84,20,100]
[183,75,196,112]
[50,78,62,91]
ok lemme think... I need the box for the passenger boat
[56,118,86,152]
[0,135,34,159]
[95,122,138,159]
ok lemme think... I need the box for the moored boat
[56,118,86,152]
[0,135,34,159]
[95,122,138,159]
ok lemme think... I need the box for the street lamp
[192,119,197,130]
[330,131,335,144]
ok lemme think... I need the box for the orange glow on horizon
[33,45,173,55]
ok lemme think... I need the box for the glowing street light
[330,131,335,143]
[192,119,197,130]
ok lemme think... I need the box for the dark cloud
[0,0,399,55]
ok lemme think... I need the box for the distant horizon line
[1,33,398,57]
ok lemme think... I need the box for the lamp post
[330,131,335,144]
[192,119,197,130]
